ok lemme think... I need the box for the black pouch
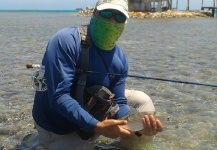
[76,85,119,140]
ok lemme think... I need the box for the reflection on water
[0,12,217,150]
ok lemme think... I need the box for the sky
[0,0,215,11]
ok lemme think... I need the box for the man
[32,0,163,149]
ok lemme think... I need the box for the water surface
[0,12,216,150]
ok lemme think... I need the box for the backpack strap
[75,24,92,106]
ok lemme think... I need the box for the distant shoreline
[0,9,212,18]
[75,9,213,18]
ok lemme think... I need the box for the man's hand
[95,119,133,138]
[139,115,163,136]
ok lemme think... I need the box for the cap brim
[97,3,129,18]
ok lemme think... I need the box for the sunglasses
[98,10,127,23]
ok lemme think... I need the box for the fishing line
[26,63,217,88]
[87,71,217,88]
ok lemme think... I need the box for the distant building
[128,0,172,12]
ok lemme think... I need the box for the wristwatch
[135,131,142,137]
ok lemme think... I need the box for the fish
[120,107,179,132]
[120,111,156,132]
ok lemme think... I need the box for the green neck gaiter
[89,16,126,51]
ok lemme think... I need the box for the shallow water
[0,12,217,150]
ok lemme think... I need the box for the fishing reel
[27,63,47,91]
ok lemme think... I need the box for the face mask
[89,16,126,51]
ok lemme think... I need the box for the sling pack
[75,25,119,140]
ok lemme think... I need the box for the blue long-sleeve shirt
[32,26,129,135]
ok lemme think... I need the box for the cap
[95,0,129,18]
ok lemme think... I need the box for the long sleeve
[33,27,98,134]
[44,28,98,131]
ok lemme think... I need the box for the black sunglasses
[98,10,127,23]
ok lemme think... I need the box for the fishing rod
[86,71,217,88]
[26,63,217,88]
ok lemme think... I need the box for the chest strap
[75,24,92,106]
